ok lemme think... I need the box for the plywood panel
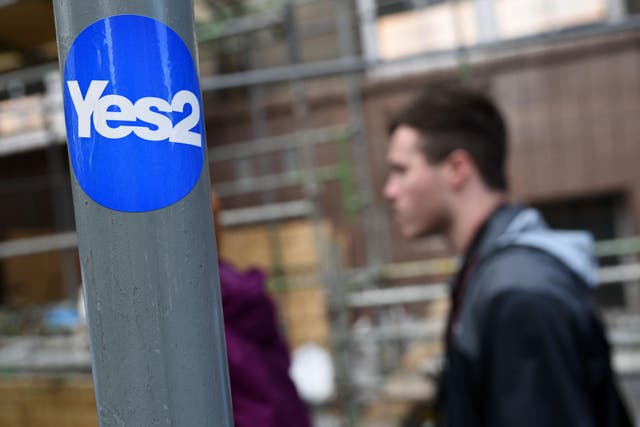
[3,230,79,307]
[0,376,97,427]
[219,225,272,271]
[275,285,330,348]
[220,219,335,274]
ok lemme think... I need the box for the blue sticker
[63,15,204,212]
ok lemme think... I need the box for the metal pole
[356,0,379,64]
[334,0,389,266]
[284,1,331,284]
[607,0,628,22]
[52,1,233,426]
[43,71,77,302]
[474,0,497,43]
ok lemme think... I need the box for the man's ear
[444,149,473,190]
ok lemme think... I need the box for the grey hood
[490,208,598,288]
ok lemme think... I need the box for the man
[384,83,632,426]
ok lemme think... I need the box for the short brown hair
[389,83,508,191]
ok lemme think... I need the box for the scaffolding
[201,3,387,423]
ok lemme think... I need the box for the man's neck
[449,192,506,255]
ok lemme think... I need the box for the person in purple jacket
[212,194,312,427]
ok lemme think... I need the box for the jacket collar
[463,203,522,265]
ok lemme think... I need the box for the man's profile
[384,83,632,427]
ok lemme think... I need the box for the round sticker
[63,15,204,212]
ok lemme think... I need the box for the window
[373,0,610,61]
[377,0,447,17]
[533,194,630,308]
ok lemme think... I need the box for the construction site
[1,0,640,426]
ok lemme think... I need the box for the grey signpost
[52,1,234,425]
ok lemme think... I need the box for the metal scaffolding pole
[43,72,77,302]
[200,56,367,90]
[209,124,351,161]
[284,0,332,285]
[334,0,389,266]
[243,23,290,292]
[52,1,233,426]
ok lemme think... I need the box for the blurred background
[1,0,640,426]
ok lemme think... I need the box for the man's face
[384,125,450,239]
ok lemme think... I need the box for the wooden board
[0,376,97,427]
[275,285,331,348]
[219,219,334,274]
[3,230,80,307]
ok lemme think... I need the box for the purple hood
[219,261,311,427]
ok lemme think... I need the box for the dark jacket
[439,204,632,427]
[219,261,311,427]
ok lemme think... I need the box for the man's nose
[383,179,395,201]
